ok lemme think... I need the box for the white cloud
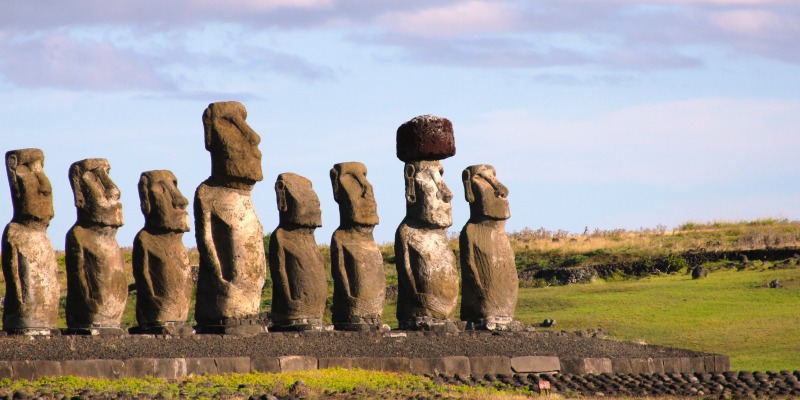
[710,9,800,37]
[379,1,518,37]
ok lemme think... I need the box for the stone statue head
[330,162,379,228]
[69,158,123,228]
[203,101,263,188]
[5,148,54,225]
[462,164,510,221]
[404,160,453,228]
[138,170,190,233]
[275,173,322,228]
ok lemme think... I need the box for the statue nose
[38,174,52,195]
[438,187,453,203]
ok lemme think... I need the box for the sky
[1,0,799,249]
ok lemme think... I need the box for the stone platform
[0,330,729,380]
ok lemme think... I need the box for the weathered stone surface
[395,160,458,331]
[469,356,513,376]
[132,170,192,333]
[510,356,560,373]
[122,358,157,378]
[65,158,127,330]
[154,358,187,379]
[561,358,613,374]
[663,357,682,373]
[715,355,730,372]
[396,115,455,162]
[250,356,281,373]
[269,173,327,331]
[2,149,60,334]
[459,165,518,331]
[214,357,251,374]
[409,357,470,377]
[318,357,353,369]
[279,355,318,372]
[62,359,123,379]
[329,162,385,331]
[611,358,632,374]
[186,358,218,375]
[0,361,12,379]
[381,357,411,373]
[692,266,709,279]
[194,102,266,333]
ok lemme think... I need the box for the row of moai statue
[2,101,519,336]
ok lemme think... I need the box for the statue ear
[139,175,151,215]
[275,179,288,212]
[404,163,416,205]
[202,107,213,151]
[462,169,474,203]
[329,167,339,202]
[69,164,85,209]
[6,154,19,198]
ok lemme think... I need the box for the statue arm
[194,190,223,279]
[395,228,417,295]
[65,230,89,301]
[269,231,293,299]
[460,228,484,294]
[2,228,22,302]
[132,236,154,300]
[330,237,351,299]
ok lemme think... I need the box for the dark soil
[0,330,707,361]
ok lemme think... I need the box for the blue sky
[2,0,799,248]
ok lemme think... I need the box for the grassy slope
[517,267,800,371]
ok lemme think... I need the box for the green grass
[516,267,800,371]
[0,369,533,399]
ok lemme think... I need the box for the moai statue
[65,158,127,335]
[394,115,459,332]
[194,101,267,335]
[329,162,387,331]
[2,149,60,335]
[130,170,193,335]
[460,165,520,331]
[269,173,328,331]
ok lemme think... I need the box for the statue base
[270,318,333,332]
[129,322,195,336]
[399,317,459,333]
[333,317,389,332]
[62,327,127,336]
[195,316,267,336]
[463,317,526,332]
[3,328,61,336]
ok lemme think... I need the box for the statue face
[6,149,54,225]
[70,158,124,227]
[406,160,452,228]
[276,173,322,228]
[330,162,379,227]
[203,101,263,186]
[139,170,190,232]
[463,164,510,221]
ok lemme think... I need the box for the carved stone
[65,158,127,335]
[194,101,267,335]
[269,173,328,331]
[395,151,458,331]
[396,115,456,162]
[2,149,60,335]
[130,170,193,335]
[459,165,519,331]
[329,162,386,331]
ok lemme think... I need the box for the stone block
[561,358,612,375]
[410,357,470,377]
[122,358,156,378]
[279,356,317,372]
[62,359,124,379]
[680,357,693,373]
[704,356,716,372]
[630,358,648,374]
[250,357,281,373]
[318,357,353,370]
[186,358,218,376]
[714,355,731,372]
[350,358,386,371]
[610,358,632,374]
[469,356,512,376]
[11,360,36,380]
[154,358,187,379]
[381,357,411,373]
[647,358,665,373]
[690,357,705,373]
[510,356,560,373]
[215,357,251,374]
[662,358,682,373]
[0,361,12,379]
[32,361,62,378]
